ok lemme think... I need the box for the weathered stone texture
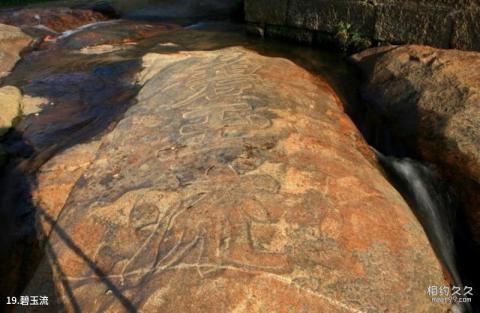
[374,3,453,47]
[352,45,480,244]
[287,0,376,35]
[22,47,448,312]
[245,0,480,51]
[0,23,31,78]
[451,7,480,51]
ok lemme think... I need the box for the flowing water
[375,152,474,313]
[0,15,478,312]
[358,108,480,312]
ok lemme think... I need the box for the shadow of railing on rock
[41,211,138,313]
[0,128,138,313]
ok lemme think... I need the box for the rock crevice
[351,44,480,272]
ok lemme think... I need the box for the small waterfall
[374,150,473,313]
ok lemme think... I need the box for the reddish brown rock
[351,45,480,244]
[0,8,107,33]
[20,47,449,312]
[32,140,102,242]
[0,86,22,134]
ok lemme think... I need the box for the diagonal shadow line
[41,211,137,313]
[44,240,81,313]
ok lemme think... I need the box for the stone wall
[245,0,480,51]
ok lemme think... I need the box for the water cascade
[375,151,473,313]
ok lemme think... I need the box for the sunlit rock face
[0,86,22,136]
[0,23,31,78]
[0,24,31,166]
[352,45,480,247]
[21,45,448,312]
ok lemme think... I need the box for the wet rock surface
[351,45,480,247]
[0,20,450,312]
[2,20,183,154]
[0,7,108,34]
[21,0,243,21]
[0,19,158,308]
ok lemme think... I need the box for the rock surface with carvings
[20,46,449,312]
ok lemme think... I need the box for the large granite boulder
[0,23,31,78]
[22,47,448,312]
[351,45,480,243]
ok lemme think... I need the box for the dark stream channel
[0,17,478,312]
